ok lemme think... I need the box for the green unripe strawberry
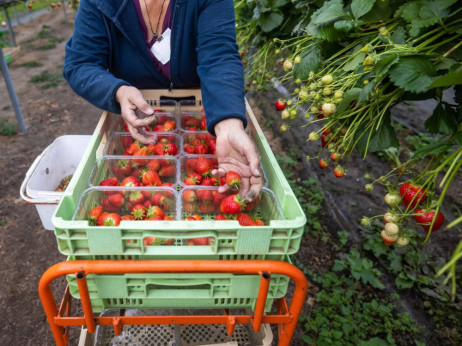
[321,75,333,84]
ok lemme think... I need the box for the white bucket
[20,135,92,230]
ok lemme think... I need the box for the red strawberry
[144,200,153,209]
[196,156,212,177]
[154,142,178,156]
[184,144,195,154]
[127,142,141,155]
[185,118,200,128]
[182,190,197,203]
[164,121,176,131]
[208,140,217,154]
[213,192,227,206]
[153,125,166,132]
[184,173,202,185]
[254,219,265,226]
[187,237,211,246]
[199,203,216,214]
[131,204,146,220]
[147,159,161,171]
[183,202,196,213]
[214,214,230,221]
[121,176,141,187]
[201,177,214,186]
[237,213,257,226]
[196,189,213,202]
[145,205,165,219]
[121,136,134,148]
[211,177,221,186]
[319,159,329,169]
[194,144,209,154]
[121,215,134,221]
[159,164,176,177]
[414,209,445,233]
[141,169,162,186]
[100,213,121,226]
[115,159,132,176]
[400,183,427,210]
[220,194,244,214]
[200,116,207,130]
[102,195,123,212]
[225,171,241,188]
[99,177,118,187]
[89,206,103,225]
[128,190,145,205]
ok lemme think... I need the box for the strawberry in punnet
[200,116,207,130]
[115,159,132,176]
[128,190,145,206]
[89,206,103,225]
[151,192,167,206]
[199,203,216,213]
[194,143,209,154]
[121,176,141,187]
[154,142,178,156]
[196,156,212,177]
[183,202,196,213]
[208,139,217,154]
[99,177,118,188]
[96,212,108,226]
[215,214,230,221]
[414,209,445,233]
[127,142,141,155]
[141,169,162,186]
[254,219,265,226]
[185,214,203,221]
[133,146,150,165]
[196,189,213,202]
[153,125,166,132]
[164,121,176,131]
[144,199,153,209]
[145,205,165,220]
[102,195,123,212]
[184,143,195,154]
[184,173,202,185]
[182,190,197,203]
[144,237,175,246]
[121,215,134,221]
[380,230,398,246]
[225,171,241,189]
[131,204,146,220]
[399,182,427,210]
[100,213,121,226]
[220,194,245,214]
[147,159,161,171]
[121,135,134,148]
[159,164,176,177]
[211,177,222,186]
[237,213,257,226]
[201,177,214,186]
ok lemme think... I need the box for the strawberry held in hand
[225,171,241,189]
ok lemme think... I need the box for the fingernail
[254,169,261,177]
[246,191,256,201]
[146,108,154,115]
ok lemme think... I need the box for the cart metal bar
[76,271,96,333]
[39,260,308,346]
[253,271,271,332]
[3,7,16,46]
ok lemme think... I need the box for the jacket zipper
[169,0,181,91]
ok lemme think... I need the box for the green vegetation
[0,118,17,136]
[20,61,43,68]
[0,2,54,23]
[29,70,63,89]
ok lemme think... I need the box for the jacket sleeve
[196,0,247,136]
[63,0,130,113]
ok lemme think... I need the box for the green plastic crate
[52,95,306,258]
[66,255,291,313]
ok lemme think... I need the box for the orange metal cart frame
[39,259,308,346]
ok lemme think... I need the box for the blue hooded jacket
[63,0,246,135]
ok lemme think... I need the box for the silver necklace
[143,0,167,42]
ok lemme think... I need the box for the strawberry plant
[237,0,462,295]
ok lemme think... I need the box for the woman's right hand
[116,85,159,144]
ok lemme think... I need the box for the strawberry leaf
[414,141,453,159]
[258,11,284,32]
[429,65,462,88]
[336,88,361,114]
[294,46,321,79]
[342,44,366,72]
[310,0,348,25]
[374,55,399,76]
[400,0,457,33]
[388,56,437,93]
[351,0,376,19]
